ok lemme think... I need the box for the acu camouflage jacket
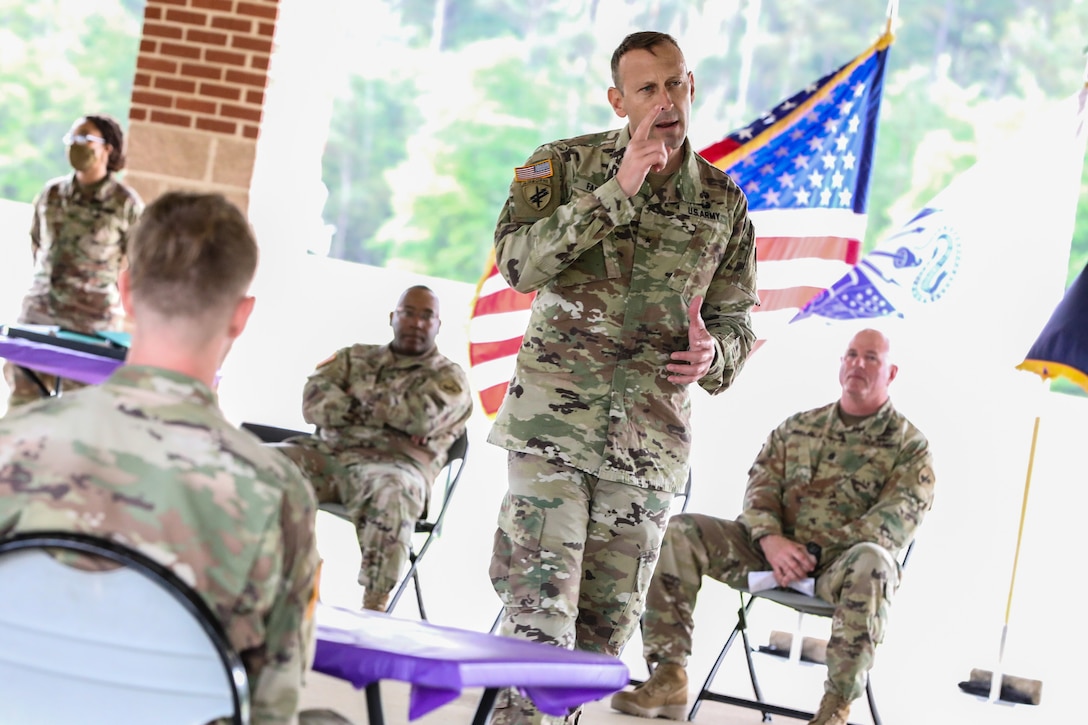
[302,343,472,483]
[488,127,759,493]
[21,172,143,332]
[739,399,936,568]
[0,365,319,724]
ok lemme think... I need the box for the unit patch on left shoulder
[439,376,464,395]
[512,159,559,218]
[520,180,553,212]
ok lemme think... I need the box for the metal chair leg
[737,598,771,722]
[472,688,499,725]
[365,681,385,725]
[489,608,503,634]
[18,366,53,398]
[689,596,757,721]
[413,569,426,620]
[866,676,881,725]
[387,546,419,615]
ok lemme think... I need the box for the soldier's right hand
[759,534,818,588]
[617,106,669,197]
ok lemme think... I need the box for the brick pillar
[125,0,280,214]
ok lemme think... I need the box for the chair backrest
[240,421,314,443]
[0,531,250,725]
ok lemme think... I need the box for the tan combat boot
[362,590,390,612]
[609,662,688,720]
[808,691,852,725]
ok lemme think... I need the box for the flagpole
[987,403,1041,701]
[885,0,900,34]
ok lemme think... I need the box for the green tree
[321,73,422,265]
[0,0,141,202]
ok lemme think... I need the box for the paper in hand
[747,571,816,597]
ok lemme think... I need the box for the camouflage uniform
[641,400,935,702]
[0,365,319,724]
[487,128,758,723]
[4,172,143,406]
[276,343,472,598]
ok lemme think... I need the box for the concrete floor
[300,661,1055,725]
[300,668,779,724]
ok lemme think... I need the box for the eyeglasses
[394,307,436,322]
[62,133,107,146]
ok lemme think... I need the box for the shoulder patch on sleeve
[514,159,553,182]
[511,155,561,221]
[439,376,464,395]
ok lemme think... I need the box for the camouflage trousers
[489,451,673,725]
[642,513,900,702]
[274,438,426,597]
[3,360,88,409]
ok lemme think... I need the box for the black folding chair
[688,541,917,723]
[242,422,469,620]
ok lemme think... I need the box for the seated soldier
[276,285,473,612]
[610,328,936,725]
[0,191,319,724]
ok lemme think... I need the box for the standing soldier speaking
[486,30,759,724]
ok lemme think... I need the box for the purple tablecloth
[0,335,123,385]
[312,604,629,720]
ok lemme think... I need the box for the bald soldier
[276,285,473,612]
[0,191,319,723]
[610,328,936,725]
[487,30,758,725]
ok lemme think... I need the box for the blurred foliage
[0,0,141,201]
[319,0,1088,286]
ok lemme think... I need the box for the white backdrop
[224,252,1085,725]
[3,214,1084,724]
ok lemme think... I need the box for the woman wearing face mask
[4,114,144,408]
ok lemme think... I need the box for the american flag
[796,86,1088,370]
[468,31,893,418]
[514,160,555,182]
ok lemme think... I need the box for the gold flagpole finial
[885,0,900,35]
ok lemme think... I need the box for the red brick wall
[132,0,279,140]
[125,0,282,212]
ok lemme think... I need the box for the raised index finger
[634,105,663,141]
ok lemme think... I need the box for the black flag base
[957,669,1042,705]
